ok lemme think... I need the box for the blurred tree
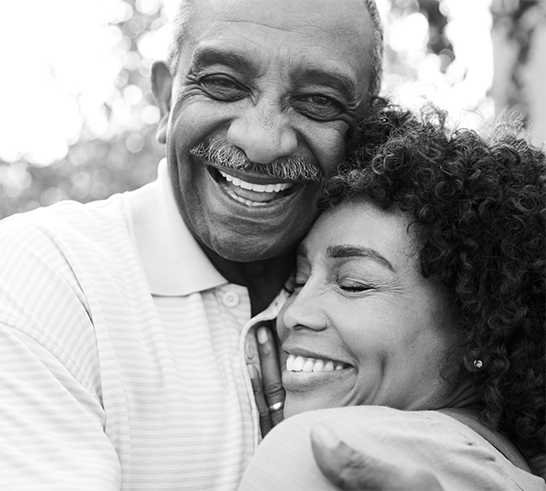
[378,0,494,119]
[385,0,454,76]
[418,0,454,68]
[491,0,546,129]
[0,0,166,219]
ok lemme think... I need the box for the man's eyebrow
[293,68,357,101]
[327,245,395,272]
[191,46,257,76]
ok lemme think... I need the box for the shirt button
[222,291,240,308]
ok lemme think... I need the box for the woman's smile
[285,353,351,373]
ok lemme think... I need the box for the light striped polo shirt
[0,159,287,490]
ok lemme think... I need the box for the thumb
[310,424,443,491]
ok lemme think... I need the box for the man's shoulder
[0,192,150,353]
[0,194,131,255]
[1,193,126,233]
[0,193,142,306]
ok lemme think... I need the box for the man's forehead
[183,0,373,79]
[172,0,375,109]
[187,0,372,38]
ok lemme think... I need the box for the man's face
[157,0,374,261]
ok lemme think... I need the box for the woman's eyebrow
[327,244,395,272]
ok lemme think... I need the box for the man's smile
[208,166,302,207]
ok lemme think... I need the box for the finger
[311,424,379,490]
[247,364,272,437]
[256,325,285,427]
[311,424,444,491]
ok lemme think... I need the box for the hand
[247,323,286,437]
[311,424,444,491]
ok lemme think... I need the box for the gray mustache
[190,138,322,182]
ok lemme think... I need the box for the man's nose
[226,100,298,165]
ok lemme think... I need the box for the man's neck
[199,244,295,316]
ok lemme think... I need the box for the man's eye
[293,94,344,120]
[308,95,333,106]
[200,75,246,101]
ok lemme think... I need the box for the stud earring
[473,359,484,369]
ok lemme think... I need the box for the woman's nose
[281,285,328,333]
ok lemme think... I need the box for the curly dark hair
[321,99,546,455]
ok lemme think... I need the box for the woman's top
[239,405,546,491]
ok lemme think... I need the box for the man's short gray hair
[166,0,384,96]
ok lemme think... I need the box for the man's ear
[151,60,173,144]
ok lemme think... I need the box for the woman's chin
[283,398,300,418]
[283,394,329,418]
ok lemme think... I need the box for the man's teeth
[219,170,293,193]
[286,354,348,373]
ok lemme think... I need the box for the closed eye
[338,283,372,293]
[293,281,306,292]
[291,275,309,294]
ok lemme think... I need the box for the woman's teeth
[286,354,348,373]
[219,169,293,193]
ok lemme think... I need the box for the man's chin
[206,239,291,263]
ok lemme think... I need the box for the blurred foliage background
[0,0,545,219]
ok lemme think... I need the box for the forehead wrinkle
[225,18,295,34]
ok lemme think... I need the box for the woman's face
[278,200,459,417]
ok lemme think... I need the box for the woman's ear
[151,60,173,144]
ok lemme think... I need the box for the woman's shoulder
[262,406,481,457]
[240,407,545,491]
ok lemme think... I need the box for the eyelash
[286,276,373,297]
[201,74,239,86]
[198,74,246,101]
[339,283,371,293]
[286,275,307,293]
[335,273,376,294]
[292,94,345,121]
[302,94,339,107]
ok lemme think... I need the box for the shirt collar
[125,158,228,296]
